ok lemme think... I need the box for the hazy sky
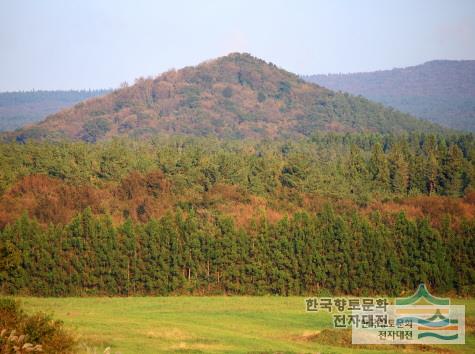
[1,0,474,91]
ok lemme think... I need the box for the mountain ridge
[4,53,445,142]
[304,60,475,131]
[0,89,110,132]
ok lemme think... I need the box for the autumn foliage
[3,53,442,143]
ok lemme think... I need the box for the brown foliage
[209,184,285,228]
[117,170,170,201]
[0,175,104,227]
[464,189,475,204]
[1,170,471,232]
[114,170,172,222]
[0,170,175,227]
[367,195,475,227]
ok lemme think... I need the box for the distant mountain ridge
[304,60,475,132]
[3,53,444,142]
[0,90,111,131]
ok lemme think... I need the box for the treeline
[1,132,474,198]
[1,207,474,296]
[0,133,474,227]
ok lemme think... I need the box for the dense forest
[0,133,474,296]
[1,205,473,296]
[0,90,110,132]
[0,54,473,297]
[2,53,443,142]
[304,60,475,132]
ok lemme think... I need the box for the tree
[389,147,409,194]
[441,144,464,196]
[368,142,389,189]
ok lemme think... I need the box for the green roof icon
[396,284,450,306]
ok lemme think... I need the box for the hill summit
[8,53,442,141]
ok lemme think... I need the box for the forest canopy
[0,133,474,296]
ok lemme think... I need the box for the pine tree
[441,144,464,196]
[369,142,390,189]
[389,147,409,194]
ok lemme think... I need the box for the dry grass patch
[146,328,191,340]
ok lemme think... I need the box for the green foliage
[0,208,473,296]
[0,132,474,297]
[0,132,474,200]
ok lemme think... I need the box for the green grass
[13,297,475,354]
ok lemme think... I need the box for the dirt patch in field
[299,330,321,340]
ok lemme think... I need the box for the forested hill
[4,53,443,142]
[0,90,110,132]
[304,60,475,132]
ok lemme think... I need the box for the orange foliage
[198,183,283,227]
[1,172,472,232]
[113,170,172,222]
[464,189,475,204]
[0,171,174,227]
[0,174,104,227]
[366,195,475,227]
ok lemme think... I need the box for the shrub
[0,298,76,354]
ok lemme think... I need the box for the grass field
[15,297,475,354]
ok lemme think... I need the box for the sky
[1,0,474,91]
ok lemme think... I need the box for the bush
[0,298,76,354]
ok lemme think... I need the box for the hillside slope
[304,60,475,131]
[0,90,110,131]
[6,53,443,142]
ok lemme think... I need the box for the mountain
[0,90,110,132]
[304,60,475,132]
[5,53,443,142]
